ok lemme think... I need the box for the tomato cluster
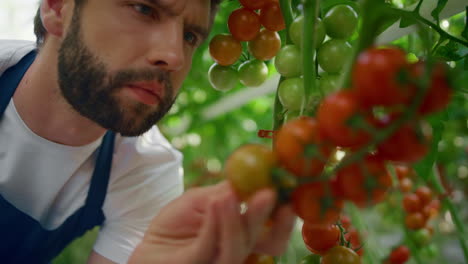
[208,0,284,91]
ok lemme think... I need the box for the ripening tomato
[248,29,281,61]
[228,8,261,41]
[410,61,453,115]
[352,47,413,108]
[389,245,410,264]
[333,155,392,207]
[412,228,432,246]
[302,223,340,255]
[209,34,242,66]
[260,2,285,31]
[321,246,361,264]
[224,144,276,200]
[239,0,270,10]
[415,186,433,206]
[422,199,440,220]
[244,253,275,264]
[395,165,416,180]
[399,178,413,193]
[405,212,426,230]
[292,182,343,225]
[274,117,331,177]
[375,118,431,164]
[316,90,371,148]
[402,193,422,213]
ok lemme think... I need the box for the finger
[254,204,297,255]
[190,200,219,263]
[243,189,277,249]
[216,192,247,264]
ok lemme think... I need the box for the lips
[126,82,163,105]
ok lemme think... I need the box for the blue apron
[0,51,115,263]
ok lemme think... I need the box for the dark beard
[57,7,175,137]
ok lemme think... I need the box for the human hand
[128,181,295,264]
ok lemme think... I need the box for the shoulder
[0,40,36,74]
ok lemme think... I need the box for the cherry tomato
[410,61,453,115]
[228,8,261,41]
[322,246,361,264]
[402,193,422,213]
[376,118,431,163]
[244,253,275,264]
[422,199,440,220]
[274,117,330,177]
[238,59,269,87]
[395,165,416,180]
[300,254,321,264]
[260,2,285,31]
[239,0,270,10]
[323,5,359,39]
[415,186,432,206]
[289,16,325,48]
[333,155,392,207]
[389,245,410,264]
[274,45,302,77]
[412,228,432,246]
[345,228,364,256]
[352,47,413,108]
[319,73,342,93]
[317,39,352,73]
[292,182,343,225]
[209,34,242,66]
[399,178,413,193]
[316,90,370,148]
[340,215,352,230]
[224,144,276,200]
[278,77,305,111]
[208,63,238,92]
[302,223,340,255]
[248,29,281,61]
[405,212,426,230]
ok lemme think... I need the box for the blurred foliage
[53,0,467,263]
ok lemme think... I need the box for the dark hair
[33,0,221,47]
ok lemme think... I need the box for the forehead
[143,0,211,23]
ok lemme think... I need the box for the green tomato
[323,5,358,39]
[283,110,300,123]
[238,59,269,87]
[421,243,439,259]
[300,254,321,264]
[289,16,325,49]
[412,229,432,246]
[317,39,352,73]
[274,45,302,77]
[278,77,304,111]
[208,63,238,91]
[319,73,342,93]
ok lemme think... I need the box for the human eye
[184,31,199,47]
[132,3,158,19]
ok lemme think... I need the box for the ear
[40,0,71,38]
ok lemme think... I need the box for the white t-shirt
[0,40,184,263]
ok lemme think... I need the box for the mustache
[108,68,172,94]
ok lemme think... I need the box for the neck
[13,42,107,146]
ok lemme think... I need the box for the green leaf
[430,0,448,25]
[399,16,416,28]
[464,56,468,71]
[462,7,468,41]
[434,40,468,61]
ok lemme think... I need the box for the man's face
[57,0,211,136]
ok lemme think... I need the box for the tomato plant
[248,29,281,61]
[238,59,269,87]
[209,34,242,66]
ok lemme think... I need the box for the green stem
[403,228,424,264]
[279,0,294,44]
[302,0,322,115]
[414,0,423,13]
[395,8,468,47]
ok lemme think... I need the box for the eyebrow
[142,0,209,42]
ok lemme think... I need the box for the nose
[146,21,185,72]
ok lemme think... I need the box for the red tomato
[260,2,285,31]
[395,165,416,180]
[322,246,361,264]
[209,34,242,66]
[302,223,340,255]
[376,117,431,164]
[274,117,331,178]
[333,155,392,207]
[239,0,271,10]
[415,186,433,206]
[344,228,364,256]
[352,47,413,108]
[340,215,352,230]
[228,8,261,41]
[389,245,410,264]
[405,212,426,230]
[316,90,371,148]
[248,29,281,61]
[292,182,343,225]
[402,193,422,213]
[399,178,413,193]
[410,61,453,115]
